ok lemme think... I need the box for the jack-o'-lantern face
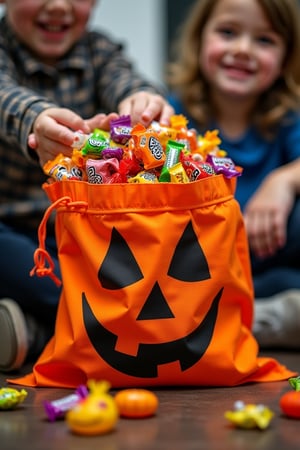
[82,220,223,378]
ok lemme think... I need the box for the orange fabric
[10,176,295,388]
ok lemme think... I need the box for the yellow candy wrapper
[0,387,27,410]
[224,400,274,430]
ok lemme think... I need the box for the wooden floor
[1,351,300,450]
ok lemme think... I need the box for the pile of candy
[43,114,241,184]
[42,381,159,436]
[65,380,119,436]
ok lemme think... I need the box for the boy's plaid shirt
[0,17,161,231]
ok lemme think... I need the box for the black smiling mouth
[82,287,223,378]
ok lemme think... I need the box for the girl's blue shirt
[168,95,300,211]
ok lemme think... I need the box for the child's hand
[28,108,90,167]
[28,111,121,166]
[84,112,119,131]
[244,171,294,258]
[118,92,174,127]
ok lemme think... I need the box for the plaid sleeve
[0,47,56,158]
[89,32,167,111]
[0,87,56,159]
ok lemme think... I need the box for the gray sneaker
[253,289,300,349]
[0,298,29,372]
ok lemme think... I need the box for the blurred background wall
[88,0,166,86]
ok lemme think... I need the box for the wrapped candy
[110,115,132,144]
[288,375,300,391]
[81,129,110,156]
[44,385,89,422]
[131,123,165,170]
[224,400,274,430]
[0,387,27,410]
[159,140,185,182]
[43,153,83,181]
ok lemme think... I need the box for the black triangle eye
[98,227,144,289]
[168,221,211,282]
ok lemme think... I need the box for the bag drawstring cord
[30,196,87,286]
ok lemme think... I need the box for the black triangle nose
[137,282,175,320]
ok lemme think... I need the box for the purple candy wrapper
[44,385,88,422]
[110,115,132,144]
[102,147,124,161]
[206,154,241,179]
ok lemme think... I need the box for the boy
[0,0,173,372]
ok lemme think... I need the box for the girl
[167,0,300,349]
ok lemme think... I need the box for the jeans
[251,197,300,298]
[0,221,61,332]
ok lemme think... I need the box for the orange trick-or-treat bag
[9,175,295,388]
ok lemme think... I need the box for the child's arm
[244,158,300,258]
